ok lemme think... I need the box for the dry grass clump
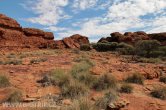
[61,81,89,99]
[159,76,166,84]
[67,97,98,110]
[92,74,118,91]
[120,83,133,93]
[125,73,144,85]
[150,87,166,100]
[7,90,22,102]
[0,75,10,88]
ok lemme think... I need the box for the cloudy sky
[0,0,166,42]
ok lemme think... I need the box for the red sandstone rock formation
[54,34,89,49]
[98,31,166,45]
[0,14,90,51]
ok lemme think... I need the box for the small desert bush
[137,58,161,63]
[95,91,118,109]
[61,81,88,99]
[93,42,119,52]
[76,71,97,88]
[71,61,93,79]
[80,44,91,51]
[7,90,22,102]
[125,73,144,85]
[6,53,16,58]
[68,97,98,110]
[149,51,165,58]
[135,40,161,58]
[72,49,80,54]
[159,46,166,56]
[50,69,71,87]
[30,58,47,64]
[159,76,166,84]
[92,74,118,91]
[151,87,166,100]
[117,43,135,55]
[120,83,133,93]
[4,59,22,65]
[73,56,95,66]
[0,75,10,88]
[0,60,3,65]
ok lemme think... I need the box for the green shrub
[68,97,98,110]
[50,69,70,87]
[61,81,88,99]
[159,46,166,56]
[93,42,118,52]
[125,73,144,85]
[135,40,161,58]
[80,44,91,51]
[0,75,10,88]
[0,61,4,65]
[7,53,16,58]
[95,91,118,109]
[7,90,22,102]
[5,59,22,65]
[92,74,118,91]
[73,56,95,67]
[120,83,133,93]
[159,76,166,84]
[76,71,97,88]
[151,87,166,100]
[71,61,92,79]
[72,49,80,54]
[149,51,165,58]
[137,58,161,63]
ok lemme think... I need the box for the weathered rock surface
[0,14,89,50]
[107,98,130,110]
[0,14,21,30]
[55,34,89,49]
[98,31,166,45]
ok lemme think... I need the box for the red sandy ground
[0,49,165,110]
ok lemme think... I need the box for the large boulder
[43,32,54,40]
[110,32,124,42]
[70,34,89,45]
[54,40,67,49]
[56,34,90,49]
[63,37,80,48]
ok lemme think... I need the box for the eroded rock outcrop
[0,14,89,50]
[54,34,89,49]
[98,31,166,45]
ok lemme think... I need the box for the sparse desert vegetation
[120,83,133,94]
[125,73,145,85]
[0,14,166,110]
[0,75,10,88]
[151,87,166,100]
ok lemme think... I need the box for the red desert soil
[0,49,165,110]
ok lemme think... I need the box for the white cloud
[65,0,166,40]
[72,0,98,10]
[22,0,166,42]
[107,0,166,20]
[24,0,69,26]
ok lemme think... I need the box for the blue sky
[0,0,166,42]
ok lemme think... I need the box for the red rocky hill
[0,14,89,51]
[98,31,166,45]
